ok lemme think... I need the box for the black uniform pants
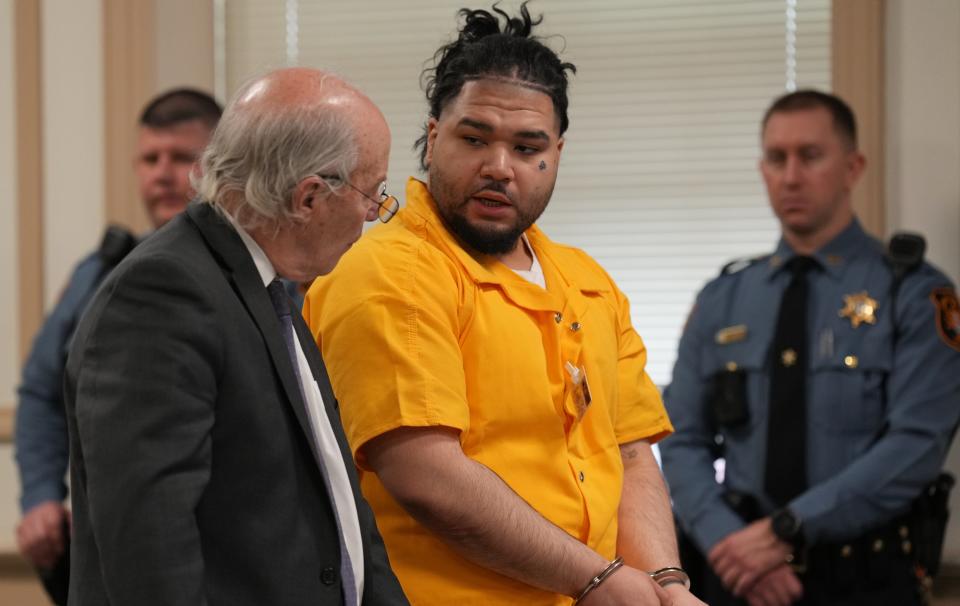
[686,532,923,606]
[696,558,921,606]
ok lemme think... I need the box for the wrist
[770,508,804,549]
[573,556,624,604]
[648,566,691,591]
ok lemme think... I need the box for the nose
[152,153,175,183]
[479,145,514,182]
[783,155,803,185]
[365,202,379,222]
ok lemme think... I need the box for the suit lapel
[185,203,323,462]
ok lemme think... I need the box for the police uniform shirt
[660,218,960,553]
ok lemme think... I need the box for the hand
[578,565,668,606]
[708,518,792,596]
[661,581,708,605]
[16,501,69,569]
[744,564,803,606]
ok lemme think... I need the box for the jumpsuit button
[571,322,582,331]
[579,471,585,482]
[555,312,563,323]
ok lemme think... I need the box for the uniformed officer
[660,89,960,606]
[13,88,223,604]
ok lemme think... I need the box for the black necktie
[266,279,356,606]
[765,256,817,506]
[267,280,307,401]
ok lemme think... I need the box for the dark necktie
[267,280,357,606]
[764,256,817,506]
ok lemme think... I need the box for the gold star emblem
[839,291,879,328]
[781,348,797,367]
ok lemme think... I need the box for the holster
[908,472,954,577]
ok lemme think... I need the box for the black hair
[139,88,223,131]
[415,2,576,170]
[762,89,858,149]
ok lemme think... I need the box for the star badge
[781,348,797,367]
[839,291,879,328]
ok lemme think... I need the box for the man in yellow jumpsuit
[305,6,704,606]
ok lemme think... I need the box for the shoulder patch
[931,287,960,352]
[721,255,768,276]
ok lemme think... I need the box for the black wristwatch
[770,508,804,548]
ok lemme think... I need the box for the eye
[172,152,197,164]
[515,145,540,155]
[141,153,159,165]
[800,148,823,162]
[764,151,786,166]
[463,136,484,147]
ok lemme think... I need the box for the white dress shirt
[227,213,364,604]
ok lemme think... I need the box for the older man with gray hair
[63,68,408,606]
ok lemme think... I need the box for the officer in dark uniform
[660,90,960,605]
[13,88,223,604]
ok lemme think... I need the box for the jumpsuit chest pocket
[809,344,892,435]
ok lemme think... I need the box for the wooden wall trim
[15,0,43,363]
[0,407,12,444]
[832,0,886,238]
[103,0,156,233]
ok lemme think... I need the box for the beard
[428,164,554,256]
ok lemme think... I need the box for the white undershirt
[510,233,546,288]
[227,213,364,604]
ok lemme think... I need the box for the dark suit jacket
[63,202,407,606]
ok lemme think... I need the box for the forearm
[15,384,70,512]
[617,440,680,571]
[367,428,609,597]
[792,426,951,542]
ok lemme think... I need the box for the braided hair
[415,2,576,170]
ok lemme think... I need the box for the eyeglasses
[319,175,399,224]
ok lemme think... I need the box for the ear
[290,176,322,222]
[424,117,439,167]
[845,151,866,190]
[556,137,565,155]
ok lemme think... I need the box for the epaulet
[720,254,768,276]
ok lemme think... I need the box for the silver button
[579,471,585,482]
[554,312,563,323]
[571,322,582,331]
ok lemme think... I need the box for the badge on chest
[839,291,878,328]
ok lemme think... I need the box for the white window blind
[222,0,831,385]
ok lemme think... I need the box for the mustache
[468,181,514,204]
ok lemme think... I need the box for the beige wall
[0,1,18,402]
[886,0,960,564]
[154,0,215,93]
[0,0,20,553]
[886,0,960,285]
[41,0,105,308]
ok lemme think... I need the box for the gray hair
[194,76,357,230]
